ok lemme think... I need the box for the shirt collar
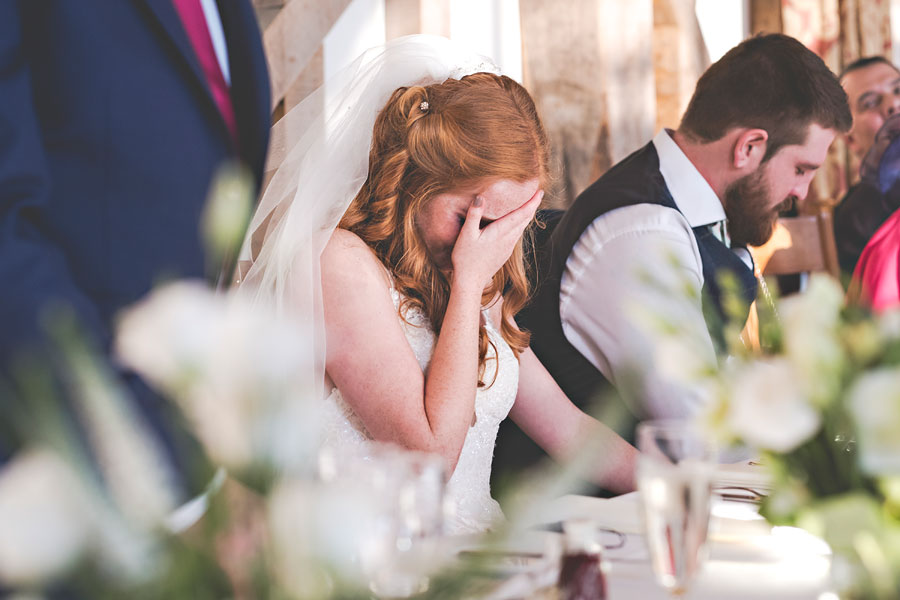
[652,129,726,228]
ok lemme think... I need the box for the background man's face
[843,62,900,160]
[725,124,835,247]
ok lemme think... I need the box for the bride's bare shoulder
[321,228,391,288]
[326,227,367,249]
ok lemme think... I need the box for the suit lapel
[134,0,233,144]
[215,0,272,176]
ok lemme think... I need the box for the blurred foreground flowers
[0,165,384,597]
[693,274,900,599]
[0,165,503,598]
[116,281,317,481]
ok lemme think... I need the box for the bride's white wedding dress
[320,283,519,535]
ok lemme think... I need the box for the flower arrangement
[0,166,497,599]
[695,274,900,599]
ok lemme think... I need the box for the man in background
[833,56,900,275]
[497,34,851,484]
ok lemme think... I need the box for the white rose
[0,449,94,585]
[115,281,316,473]
[654,335,717,388]
[115,281,221,390]
[781,273,844,326]
[877,308,900,340]
[847,367,900,474]
[725,358,821,453]
[779,276,844,371]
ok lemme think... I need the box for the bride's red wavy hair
[339,72,551,386]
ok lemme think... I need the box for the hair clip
[419,101,429,112]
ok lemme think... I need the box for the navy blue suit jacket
[0,1,271,483]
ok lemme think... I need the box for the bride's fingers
[516,188,544,223]
[485,189,544,240]
[460,195,485,238]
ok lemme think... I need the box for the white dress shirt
[559,129,744,420]
[200,0,231,85]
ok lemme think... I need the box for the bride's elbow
[373,428,462,480]
[414,438,463,480]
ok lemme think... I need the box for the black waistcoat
[492,142,758,487]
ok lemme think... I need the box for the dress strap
[379,263,402,307]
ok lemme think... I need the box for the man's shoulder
[574,142,661,203]
[547,142,689,268]
[588,203,690,238]
[558,142,671,235]
[567,204,699,278]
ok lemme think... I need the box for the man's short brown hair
[679,33,852,161]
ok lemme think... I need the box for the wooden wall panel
[750,0,783,34]
[520,0,656,207]
[653,0,709,131]
[385,0,451,39]
[262,0,352,111]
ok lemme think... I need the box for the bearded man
[496,34,851,478]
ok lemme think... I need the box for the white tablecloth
[459,462,834,599]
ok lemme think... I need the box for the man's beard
[724,167,795,248]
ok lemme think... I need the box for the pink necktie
[171,0,239,148]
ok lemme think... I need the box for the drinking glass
[636,420,716,597]
[558,519,608,600]
[319,443,446,597]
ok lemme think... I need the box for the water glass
[318,443,446,597]
[636,420,715,597]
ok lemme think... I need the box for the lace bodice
[320,286,519,535]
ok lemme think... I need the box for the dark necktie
[171,0,240,148]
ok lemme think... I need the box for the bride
[236,35,636,534]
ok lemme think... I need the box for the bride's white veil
[234,35,500,404]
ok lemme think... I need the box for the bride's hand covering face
[313,70,553,474]
[450,183,543,292]
[339,72,551,379]
[417,178,543,289]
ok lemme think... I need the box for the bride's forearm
[511,348,638,494]
[420,277,485,470]
[577,415,637,494]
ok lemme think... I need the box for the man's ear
[732,128,769,171]
[844,129,861,157]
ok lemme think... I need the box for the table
[456,463,835,599]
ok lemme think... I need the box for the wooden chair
[741,209,840,351]
[749,209,841,279]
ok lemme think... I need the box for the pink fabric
[851,207,900,312]
[171,0,239,147]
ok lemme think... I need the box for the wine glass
[636,420,716,597]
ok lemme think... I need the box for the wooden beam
[597,0,656,166]
[520,0,655,207]
[652,0,709,131]
[251,0,286,31]
[385,0,451,39]
[284,45,324,114]
[262,0,352,110]
[749,0,782,35]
